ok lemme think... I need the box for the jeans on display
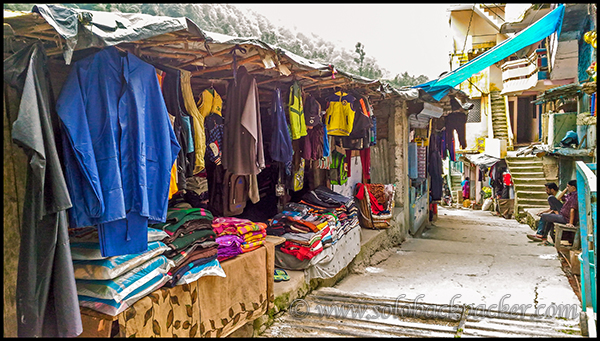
[536,213,568,239]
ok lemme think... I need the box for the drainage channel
[261,289,582,338]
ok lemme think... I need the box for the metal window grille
[466,99,481,123]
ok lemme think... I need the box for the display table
[78,242,274,337]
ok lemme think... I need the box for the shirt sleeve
[55,65,105,220]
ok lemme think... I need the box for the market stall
[3,4,410,337]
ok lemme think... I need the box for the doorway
[516,96,535,145]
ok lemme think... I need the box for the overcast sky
[232,3,452,80]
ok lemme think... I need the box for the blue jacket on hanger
[56,46,180,257]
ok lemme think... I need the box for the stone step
[513,180,548,188]
[516,190,548,199]
[515,191,549,199]
[511,172,546,178]
[509,166,543,171]
[517,204,551,212]
[506,159,543,165]
[517,198,550,206]
[506,156,539,161]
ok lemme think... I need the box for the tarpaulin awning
[463,153,502,168]
[29,4,204,64]
[416,3,565,102]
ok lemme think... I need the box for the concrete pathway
[335,205,580,313]
[262,205,583,337]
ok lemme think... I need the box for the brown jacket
[222,65,265,175]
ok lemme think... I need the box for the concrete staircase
[477,4,505,29]
[450,173,462,202]
[506,156,556,218]
[490,91,510,143]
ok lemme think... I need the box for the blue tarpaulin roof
[415,4,565,102]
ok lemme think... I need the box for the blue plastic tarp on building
[416,4,565,102]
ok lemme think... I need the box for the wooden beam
[141,46,202,56]
[17,32,62,44]
[303,78,352,91]
[190,54,262,77]
[12,22,54,36]
[131,38,201,47]
[256,69,313,86]
[177,55,209,68]
[137,49,198,61]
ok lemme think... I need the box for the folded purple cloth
[216,235,243,258]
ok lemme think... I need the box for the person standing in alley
[461,176,470,202]
[527,180,579,245]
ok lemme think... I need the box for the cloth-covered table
[78,242,274,337]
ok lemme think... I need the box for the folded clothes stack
[212,217,268,261]
[214,234,244,262]
[238,222,267,253]
[150,207,221,287]
[269,186,358,266]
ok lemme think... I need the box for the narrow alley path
[262,206,583,337]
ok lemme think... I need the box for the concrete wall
[371,99,411,238]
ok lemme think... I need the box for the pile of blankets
[68,226,173,316]
[212,217,268,262]
[268,186,358,265]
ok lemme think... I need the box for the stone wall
[3,86,26,338]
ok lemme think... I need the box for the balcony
[500,48,549,95]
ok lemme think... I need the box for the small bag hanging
[222,170,249,216]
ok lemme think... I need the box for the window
[466,98,481,123]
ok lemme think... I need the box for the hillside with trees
[4,3,428,86]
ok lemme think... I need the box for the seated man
[527,180,578,245]
[536,182,566,216]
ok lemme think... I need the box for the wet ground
[261,206,582,337]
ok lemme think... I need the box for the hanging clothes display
[56,46,181,257]
[445,111,467,150]
[369,114,377,146]
[180,69,206,174]
[202,87,226,216]
[325,91,356,136]
[197,87,223,118]
[359,148,371,181]
[4,42,83,338]
[341,91,372,149]
[288,80,308,140]
[428,134,444,201]
[160,65,195,190]
[222,65,265,176]
[269,88,293,168]
[329,148,348,186]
